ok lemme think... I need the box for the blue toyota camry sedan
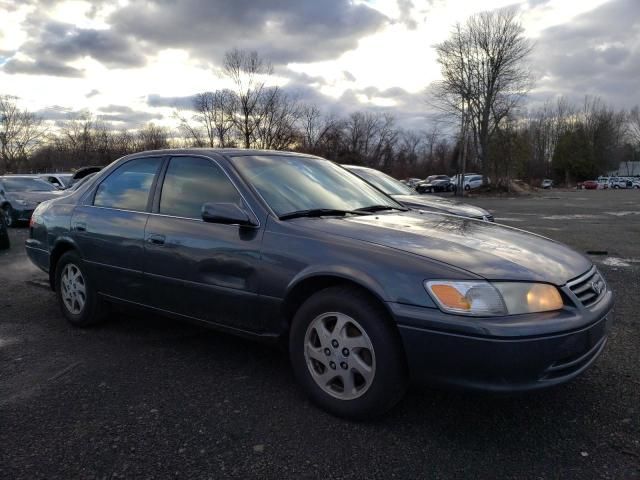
[25,149,613,418]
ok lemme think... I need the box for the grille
[568,267,606,307]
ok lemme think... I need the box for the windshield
[348,167,414,196]
[2,177,57,192]
[232,155,403,217]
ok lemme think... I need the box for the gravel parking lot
[1,190,638,479]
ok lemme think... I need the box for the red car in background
[577,180,598,189]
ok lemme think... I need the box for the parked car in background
[632,179,640,189]
[69,166,104,187]
[0,210,9,250]
[577,180,599,190]
[401,177,422,188]
[451,174,485,191]
[416,175,451,193]
[39,173,73,189]
[541,179,553,189]
[609,177,632,189]
[344,165,493,221]
[0,176,63,227]
[26,149,613,419]
[65,172,97,193]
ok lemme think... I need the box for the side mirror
[201,202,258,227]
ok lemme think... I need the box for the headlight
[425,280,563,316]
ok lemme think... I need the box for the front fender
[286,264,389,302]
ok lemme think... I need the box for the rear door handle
[146,234,166,245]
[73,221,86,232]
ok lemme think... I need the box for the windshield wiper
[354,205,407,213]
[279,208,367,221]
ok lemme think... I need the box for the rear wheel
[55,251,107,327]
[464,184,471,191]
[289,286,408,419]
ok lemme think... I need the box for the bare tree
[298,105,340,154]
[0,95,46,173]
[223,49,273,148]
[253,88,301,150]
[136,123,170,151]
[432,9,533,183]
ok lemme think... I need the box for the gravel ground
[0,189,638,479]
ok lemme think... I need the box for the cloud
[396,0,418,29]
[3,58,83,77]
[2,13,145,77]
[110,0,388,65]
[96,111,159,126]
[146,94,196,110]
[531,0,640,108]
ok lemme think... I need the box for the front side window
[232,155,401,217]
[160,156,242,219]
[94,157,162,211]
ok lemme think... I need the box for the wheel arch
[49,237,81,291]
[281,270,395,334]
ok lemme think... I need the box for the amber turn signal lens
[430,284,471,310]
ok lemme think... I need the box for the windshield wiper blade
[354,205,407,213]
[279,208,367,220]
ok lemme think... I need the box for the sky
[0,0,637,131]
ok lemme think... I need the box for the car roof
[126,148,320,161]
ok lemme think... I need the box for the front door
[143,155,264,331]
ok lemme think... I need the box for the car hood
[392,194,490,219]
[300,211,590,285]
[7,190,63,204]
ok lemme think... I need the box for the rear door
[143,155,265,331]
[71,156,164,304]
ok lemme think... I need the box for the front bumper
[390,291,613,392]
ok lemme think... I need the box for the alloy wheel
[60,263,87,315]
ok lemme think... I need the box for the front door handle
[146,234,166,245]
[73,221,86,232]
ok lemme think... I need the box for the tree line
[1,14,639,185]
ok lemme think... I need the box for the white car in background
[39,173,73,189]
[609,177,632,189]
[452,174,486,191]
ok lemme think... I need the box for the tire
[0,214,9,250]
[55,250,107,327]
[464,184,471,191]
[2,204,16,228]
[613,185,619,189]
[289,286,408,419]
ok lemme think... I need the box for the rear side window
[94,157,162,211]
[159,156,242,219]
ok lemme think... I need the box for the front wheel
[289,286,408,419]
[55,251,107,327]
[464,184,471,191]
